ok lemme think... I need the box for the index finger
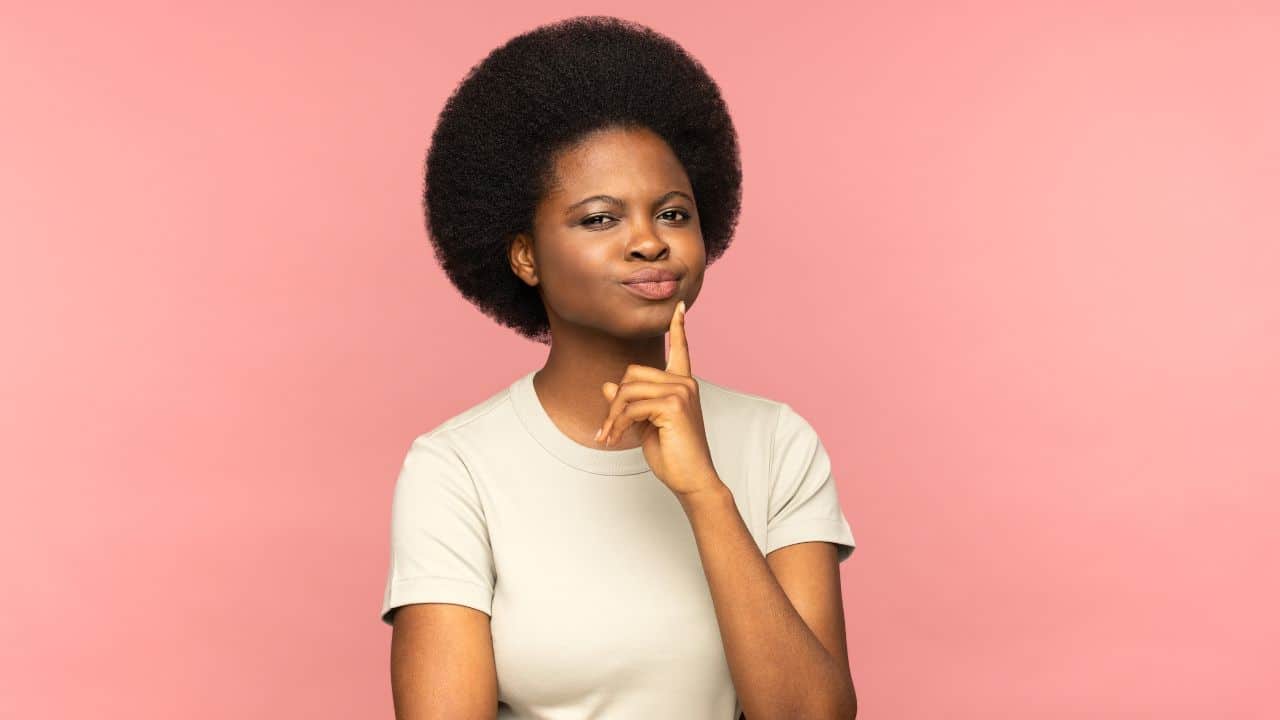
[665,300,691,376]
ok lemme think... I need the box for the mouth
[620,279,679,300]
[619,268,682,301]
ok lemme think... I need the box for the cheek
[539,244,614,310]
[680,229,707,262]
[685,268,707,299]
[682,238,707,280]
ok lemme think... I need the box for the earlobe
[512,266,539,288]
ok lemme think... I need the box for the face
[509,125,706,340]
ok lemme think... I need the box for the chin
[606,314,671,340]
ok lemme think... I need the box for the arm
[389,603,498,720]
[383,433,500,718]
[679,483,858,720]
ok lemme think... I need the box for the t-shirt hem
[381,575,494,625]
[765,519,857,563]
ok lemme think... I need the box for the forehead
[547,127,691,199]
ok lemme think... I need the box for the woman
[381,15,859,720]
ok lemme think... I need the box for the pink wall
[3,1,1276,717]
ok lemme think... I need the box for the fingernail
[593,427,602,442]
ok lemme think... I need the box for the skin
[508,124,706,453]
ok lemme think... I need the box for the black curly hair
[422,15,743,345]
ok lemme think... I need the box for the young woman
[381,16,859,720]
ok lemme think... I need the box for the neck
[533,329,668,442]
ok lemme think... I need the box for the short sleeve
[380,432,496,625]
[765,402,857,563]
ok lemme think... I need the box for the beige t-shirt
[380,369,857,719]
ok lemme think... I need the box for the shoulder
[695,372,776,414]
[694,373,814,438]
[412,377,518,443]
[694,375,832,491]
[389,382,521,512]
[394,379,524,484]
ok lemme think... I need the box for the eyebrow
[564,190,694,215]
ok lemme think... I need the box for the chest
[486,476,737,712]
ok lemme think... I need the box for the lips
[620,268,681,300]
[621,279,678,300]
[621,268,680,284]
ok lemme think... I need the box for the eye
[581,214,615,227]
[659,209,691,222]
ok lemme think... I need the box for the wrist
[677,477,732,514]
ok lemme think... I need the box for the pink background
[3,1,1277,717]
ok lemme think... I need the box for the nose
[625,225,670,261]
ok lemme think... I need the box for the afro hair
[422,15,743,345]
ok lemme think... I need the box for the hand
[595,300,723,499]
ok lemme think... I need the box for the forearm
[678,478,855,720]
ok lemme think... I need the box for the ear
[507,232,539,287]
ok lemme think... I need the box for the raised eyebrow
[564,190,694,215]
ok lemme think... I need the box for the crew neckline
[509,369,677,476]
